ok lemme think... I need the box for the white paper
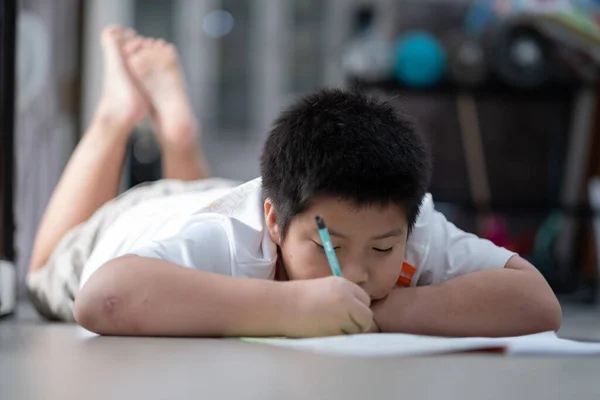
[242,332,600,357]
[505,333,600,355]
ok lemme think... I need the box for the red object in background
[479,214,538,255]
[480,214,510,248]
[506,233,538,255]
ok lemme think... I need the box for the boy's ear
[264,198,281,244]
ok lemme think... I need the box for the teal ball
[394,32,447,88]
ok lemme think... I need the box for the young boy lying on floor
[26,26,562,338]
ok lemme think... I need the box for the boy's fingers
[342,315,366,335]
[352,284,371,306]
[368,318,380,333]
[346,301,373,333]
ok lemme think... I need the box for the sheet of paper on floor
[241,332,600,357]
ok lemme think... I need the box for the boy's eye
[312,240,340,250]
[373,247,394,253]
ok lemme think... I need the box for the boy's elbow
[74,285,124,335]
[541,295,563,333]
[509,257,562,333]
[532,289,562,333]
[74,257,136,335]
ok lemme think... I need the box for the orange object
[397,261,416,287]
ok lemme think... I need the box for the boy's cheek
[281,244,328,280]
[370,262,405,299]
[293,256,330,280]
[287,265,328,281]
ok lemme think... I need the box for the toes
[140,38,154,49]
[158,41,176,56]
[164,43,177,57]
[101,25,123,45]
[103,24,122,36]
[129,36,169,51]
[126,35,179,76]
[159,43,178,61]
[151,39,177,56]
[149,38,168,48]
[124,36,145,56]
[128,51,148,75]
[123,28,136,40]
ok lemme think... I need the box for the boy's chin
[370,288,395,302]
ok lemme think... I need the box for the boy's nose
[342,263,369,286]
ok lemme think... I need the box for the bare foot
[96,26,148,128]
[127,38,199,149]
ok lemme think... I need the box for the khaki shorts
[26,177,239,322]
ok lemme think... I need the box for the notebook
[242,331,600,357]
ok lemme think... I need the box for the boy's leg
[126,37,210,181]
[29,26,148,272]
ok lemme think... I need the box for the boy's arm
[372,256,562,337]
[74,255,373,337]
[74,255,293,337]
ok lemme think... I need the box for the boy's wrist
[222,279,298,337]
[273,281,303,337]
[240,280,301,337]
[371,285,435,333]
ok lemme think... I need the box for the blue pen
[315,216,343,277]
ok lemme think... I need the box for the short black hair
[260,88,431,238]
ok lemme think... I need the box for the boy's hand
[369,299,382,333]
[285,277,372,337]
[368,318,381,333]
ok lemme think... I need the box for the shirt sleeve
[415,198,517,286]
[128,218,233,275]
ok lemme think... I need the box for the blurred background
[2,0,600,310]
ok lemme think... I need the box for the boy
[27,26,561,338]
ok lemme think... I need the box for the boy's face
[265,197,408,300]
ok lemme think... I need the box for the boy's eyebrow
[327,228,404,240]
[370,228,404,240]
[328,229,349,239]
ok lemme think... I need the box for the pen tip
[315,215,325,229]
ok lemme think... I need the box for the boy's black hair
[260,88,432,239]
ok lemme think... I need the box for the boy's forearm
[373,259,562,337]
[74,255,293,337]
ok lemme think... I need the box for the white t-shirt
[80,178,516,289]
